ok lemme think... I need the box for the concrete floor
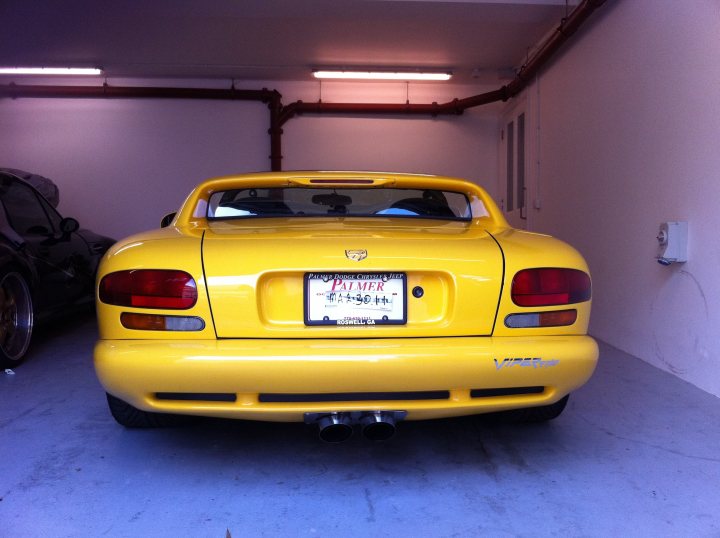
[1,312,719,538]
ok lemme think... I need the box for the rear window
[207,187,473,221]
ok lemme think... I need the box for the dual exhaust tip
[313,411,404,442]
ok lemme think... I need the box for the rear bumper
[94,335,598,422]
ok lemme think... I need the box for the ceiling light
[313,70,451,81]
[0,67,103,76]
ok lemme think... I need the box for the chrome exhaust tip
[360,412,397,441]
[317,413,353,443]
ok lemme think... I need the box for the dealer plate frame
[304,272,407,326]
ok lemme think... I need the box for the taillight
[99,270,197,309]
[511,268,591,307]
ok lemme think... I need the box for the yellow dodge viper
[94,171,597,441]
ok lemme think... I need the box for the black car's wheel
[106,393,189,428]
[0,271,34,368]
[513,394,569,423]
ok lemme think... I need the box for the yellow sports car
[94,171,597,441]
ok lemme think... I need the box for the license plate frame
[304,272,407,326]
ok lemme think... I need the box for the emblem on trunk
[345,249,368,262]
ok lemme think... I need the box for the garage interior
[1,0,719,536]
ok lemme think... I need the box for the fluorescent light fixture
[313,70,451,81]
[0,67,103,76]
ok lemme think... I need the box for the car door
[0,175,90,310]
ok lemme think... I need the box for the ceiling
[0,0,580,84]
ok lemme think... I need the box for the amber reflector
[120,312,205,331]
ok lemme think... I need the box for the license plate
[304,272,407,326]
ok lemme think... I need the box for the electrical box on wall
[657,221,688,266]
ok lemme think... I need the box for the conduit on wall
[0,0,606,172]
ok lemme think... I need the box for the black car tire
[512,394,570,423]
[0,270,34,368]
[106,393,190,428]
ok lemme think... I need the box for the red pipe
[0,0,607,171]
[278,100,460,126]
[278,0,607,123]
[505,0,608,98]
[0,82,285,170]
[267,92,284,171]
[278,87,510,126]
[0,82,278,102]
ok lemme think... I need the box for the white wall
[0,79,500,240]
[280,81,500,181]
[528,0,720,396]
[0,93,269,239]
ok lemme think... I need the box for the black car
[0,170,114,367]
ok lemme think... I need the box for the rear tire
[512,394,569,423]
[106,393,189,428]
[0,271,33,368]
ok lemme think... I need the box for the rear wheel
[512,394,569,423]
[106,393,190,428]
[0,271,33,368]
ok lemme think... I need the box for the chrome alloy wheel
[0,272,33,362]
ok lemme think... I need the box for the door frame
[498,91,538,231]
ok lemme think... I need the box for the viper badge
[345,249,368,262]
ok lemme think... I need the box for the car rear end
[94,172,597,437]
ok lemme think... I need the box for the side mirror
[60,217,80,234]
[160,212,176,228]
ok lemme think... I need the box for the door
[0,176,90,309]
[499,103,528,229]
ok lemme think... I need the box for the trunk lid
[202,218,503,338]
